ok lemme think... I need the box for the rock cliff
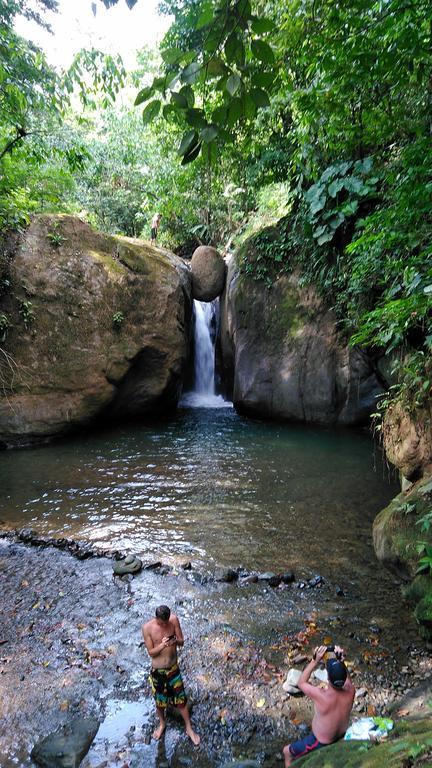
[0,215,192,446]
[220,255,383,425]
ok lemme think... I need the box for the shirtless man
[143,605,200,745]
[283,645,355,765]
[150,212,161,244]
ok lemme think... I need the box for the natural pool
[1,404,396,583]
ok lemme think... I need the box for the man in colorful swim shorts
[283,645,355,765]
[143,604,200,745]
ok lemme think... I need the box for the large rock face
[220,256,383,424]
[191,245,225,301]
[0,215,192,446]
[382,402,432,481]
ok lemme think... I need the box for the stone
[308,574,323,588]
[239,573,259,584]
[31,717,99,768]
[0,215,192,447]
[191,245,226,301]
[281,571,296,584]
[312,667,328,684]
[282,668,302,694]
[258,572,277,581]
[112,555,142,575]
[268,575,281,588]
[382,402,432,481]
[220,251,383,425]
[215,567,238,583]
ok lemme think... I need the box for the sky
[14,0,173,70]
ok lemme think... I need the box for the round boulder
[191,245,225,301]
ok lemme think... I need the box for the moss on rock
[293,716,432,767]
[374,474,432,639]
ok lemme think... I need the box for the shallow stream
[1,404,427,768]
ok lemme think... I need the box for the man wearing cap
[283,645,355,765]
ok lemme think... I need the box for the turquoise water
[0,406,397,581]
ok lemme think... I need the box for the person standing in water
[150,212,161,244]
[283,645,355,764]
[143,605,200,745]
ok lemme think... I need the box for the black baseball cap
[326,658,347,688]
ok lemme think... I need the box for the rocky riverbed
[1,533,431,768]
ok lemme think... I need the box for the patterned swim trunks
[289,731,326,759]
[149,662,187,708]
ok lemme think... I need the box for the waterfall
[194,300,216,395]
[181,299,230,408]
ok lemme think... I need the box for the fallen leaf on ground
[256,698,266,708]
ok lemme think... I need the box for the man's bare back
[311,678,355,743]
[283,645,355,765]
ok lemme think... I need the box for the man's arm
[143,624,171,658]
[172,615,184,647]
[298,645,328,703]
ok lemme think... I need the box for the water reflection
[0,407,396,580]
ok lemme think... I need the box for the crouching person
[284,645,355,765]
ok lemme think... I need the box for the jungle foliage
[0,0,431,410]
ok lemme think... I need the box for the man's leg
[175,704,200,746]
[153,706,166,740]
[283,744,293,766]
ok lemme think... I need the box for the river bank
[1,533,431,768]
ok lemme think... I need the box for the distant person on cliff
[143,604,200,746]
[283,645,355,765]
[150,212,161,244]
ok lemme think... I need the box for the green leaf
[250,87,270,108]
[225,32,239,64]
[251,17,275,34]
[181,141,202,165]
[317,231,334,245]
[178,130,198,157]
[171,91,188,108]
[227,97,242,127]
[142,99,161,125]
[196,3,213,29]
[134,85,153,106]
[227,72,241,96]
[161,48,183,65]
[200,123,219,142]
[242,93,256,119]
[206,58,227,77]
[251,71,275,88]
[251,39,275,64]
[185,108,207,128]
[181,62,201,84]
[212,105,228,123]
[179,85,194,107]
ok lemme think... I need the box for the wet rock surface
[1,535,431,768]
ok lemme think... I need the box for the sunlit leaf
[200,123,219,142]
[227,73,241,96]
[142,100,161,125]
[134,86,153,106]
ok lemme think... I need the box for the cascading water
[181,299,230,408]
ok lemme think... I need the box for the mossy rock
[293,716,432,766]
[414,589,432,637]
